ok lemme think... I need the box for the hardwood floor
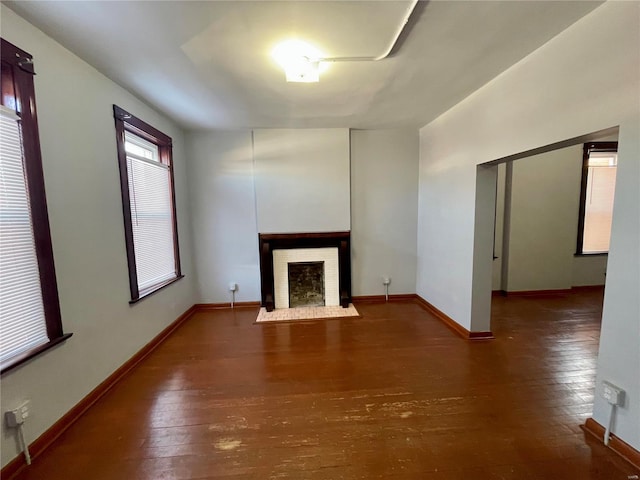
[12,289,638,479]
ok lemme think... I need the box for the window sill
[130,275,184,304]
[1,333,73,375]
[574,252,609,257]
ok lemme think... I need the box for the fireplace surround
[258,232,351,312]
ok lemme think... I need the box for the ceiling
[6,0,603,130]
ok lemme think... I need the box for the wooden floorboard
[11,288,639,479]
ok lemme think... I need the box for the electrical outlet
[602,381,625,406]
[382,276,391,286]
[5,411,21,428]
[5,400,30,427]
[229,282,238,292]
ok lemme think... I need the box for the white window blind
[124,131,177,294]
[0,106,49,364]
[583,152,617,253]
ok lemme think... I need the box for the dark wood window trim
[574,252,609,258]
[576,141,618,255]
[113,105,182,302]
[129,275,184,305]
[1,38,72,375]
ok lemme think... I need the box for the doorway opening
[471,126,619,335]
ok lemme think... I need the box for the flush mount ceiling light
[271,0,419,83]
[271,39,327,83]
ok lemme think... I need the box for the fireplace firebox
[288,261,325,308]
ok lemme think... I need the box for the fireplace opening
[288,261,325,308]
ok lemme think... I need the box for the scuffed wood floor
[13,290,638,479]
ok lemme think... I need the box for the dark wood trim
[259,238,275,310]
[194,302,261,310]
[582,418,640,470]
[352,294,416,303]
[339,239,350,308]
[0,305,198,480]
[258,232,351,312]
[128,275,185,304]
[502,286,605,297]
[575,143,590,255]
[0,38,35,75]
[584,142,619,151]
[503,289,573,297]
[168,147,182,280]
[0,38,69,372]
[491,290,506,297]
[576,141,618,255]
[113,105,182,302]
[1,61,17,110]
[197,296,414,309]
[414,295,469,339]
[571,285,606,292]
[113,105,171,147]
[414,295,494,340]
[468,331,495,340]
[259,232,350,241]
[1,334,72,375]
[113,113,139,300]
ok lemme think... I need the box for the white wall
[186,128,420,303]
[506,145,582,291]
[417,1,639,449]
[493,144,610,291]
[254,129,351,234]
[350,130,419,296]
[572,255,608,287]
[1,6,198,468]
[186,131,260,303]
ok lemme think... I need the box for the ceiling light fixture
[271,39,326,83]
[272,0,419,83]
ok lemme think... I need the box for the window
[113,105,182,302]
[0,38,71,373]
[577,142,618,255]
